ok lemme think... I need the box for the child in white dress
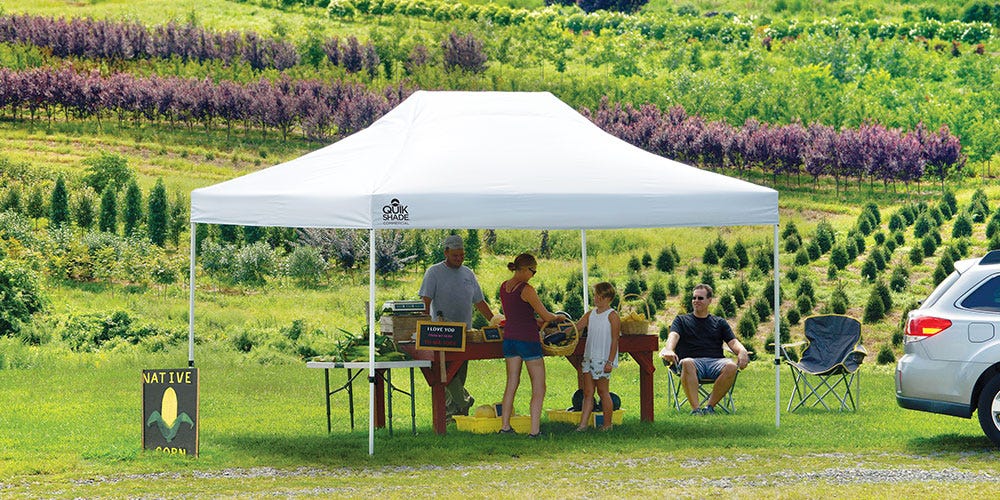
[574,282,621,431]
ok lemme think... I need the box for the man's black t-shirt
[670,314,736,359]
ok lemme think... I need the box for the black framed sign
[482,327,503,342]
[142,368,199,456]
[415,321,466,351]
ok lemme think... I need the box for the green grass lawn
[2,343,997,497]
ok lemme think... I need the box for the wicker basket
[619,293,651,335]
[466,329,485,343]
[540,318,579,356]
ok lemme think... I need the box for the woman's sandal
[497,427,516,434]
[527,432,542,438]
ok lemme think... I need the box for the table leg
[347,369,355,430]
[374,369,386,429]
[631,350,656,422]
[324,368,332,434]
[410,367,417,435]
[386,369,394,437]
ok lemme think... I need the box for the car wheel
[977,375,1000,447]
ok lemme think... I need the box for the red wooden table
[400,334,659,435]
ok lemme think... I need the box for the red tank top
[500,280,539,342]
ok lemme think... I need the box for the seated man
[659,283,749,415]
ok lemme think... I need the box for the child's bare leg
[577,374,595,431]
[596,377,613,430]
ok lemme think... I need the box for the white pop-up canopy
[188,91,782,453]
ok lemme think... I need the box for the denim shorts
[502,339,544,361]
[688,357,733,380]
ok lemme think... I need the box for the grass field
[2,343,999,497]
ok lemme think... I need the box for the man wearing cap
[419,233,495,420]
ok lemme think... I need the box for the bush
[732,282,746,306]
[796,294,813,316]
[721,249,741,271]
[83,151,134,193]
[913,214,932,238]
[908,244,924,265]
[830,244,849,270]
[860,260,878,281]
[921,234,938,258]
[952,213,973,238]
[863,289,885,323]
[656,248,676,272]
[888,212,905,232]
[702,244,719,265]
[0,260,46,337]
[877,344,896,365]
[577,0,649,14]
[717,293,737,318]
[786,308,800,326]
[815,220,835,254]
[794,247,810,266]
[287,245,327,286]
[783,234,801,253]
[754,298,772,322]
[628,255,642,273]
[806,240,821,261]
[786,267,799,282]
[889,264,909,292]
[441,30,487,73]
[737,311,758,340]
[873,279,893,313]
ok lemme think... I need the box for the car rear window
[960,275,1000,312]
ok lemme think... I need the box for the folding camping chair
[780,315,867,412]
[661,348,744,414]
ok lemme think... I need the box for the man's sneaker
[701,405,716,415]
[690,408,704,416]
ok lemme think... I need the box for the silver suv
[896,251,1000,446]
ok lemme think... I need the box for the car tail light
[905,316,952,341]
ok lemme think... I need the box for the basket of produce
[466,329,485,343]
[619,294,651,335]
[540,313,579,357]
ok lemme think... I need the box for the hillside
[1,0,999,369]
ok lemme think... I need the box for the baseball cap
[443,234,464,250]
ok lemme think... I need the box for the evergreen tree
[73,187,97,230]
[123,180,143,236]
[168,192,186,246]
[1,186,22,214]
[243,225,265,244]
[628,255,642,273]
[147,178,168,246]
[464,229,481,270]
[99,184,117,233]
[656,248,675,272]
[49,175,70,228]
[26,185,46,226]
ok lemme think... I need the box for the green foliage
[717,293,737,318]
[0,260,46,337]
[830,284,849,315]
[563,292,584,321]
[951,212,973,238]
[860,259,877,282]
[921,233,938,258]
[147,178,169,247]
[889,264,909,292]
[830,244,848,270]
[656,247,675,272]
[874,279,893,313]
[641,251,653,268]
[794,247,809,266]
[702,244,718,265]
[49,175,70,228]
[863,288,885,323]
[908,244,924,265]
[286,245,327,286]
[123,179,143,237]
[814,220,835,254]
[913,214,932,238]
[464,229,481,270]
[786,307,800,326]
[737,311,758,339]
[628,255,642,273]
[1,185,22,214]
[796,294,813,316]
[877,344,896,365]
[82,152,134,194]
[73,187,97,230]
[720,248,741,271]
[99,185,117,234]
[60,310,179,352]
[26,184,46,221]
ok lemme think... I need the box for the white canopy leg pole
[773,223,781,428]
[188,222,196,368]
[369,229,377,455]
[580,230,589,309]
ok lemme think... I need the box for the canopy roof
[191,91,777,230]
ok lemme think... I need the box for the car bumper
[896,353,975,417]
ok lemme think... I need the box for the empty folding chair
[781,315,867,412]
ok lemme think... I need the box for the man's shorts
[502,339,544,361]
[685,357,733,380]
